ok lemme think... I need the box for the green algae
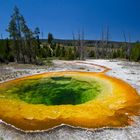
[2,76,102,105]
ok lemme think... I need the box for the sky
[0,0,140,41]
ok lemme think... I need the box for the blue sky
[0,0,140,41]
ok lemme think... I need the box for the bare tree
[128,33,132,60]
[95,40,99,59]
[100,26,106,58]
[72,30,85,60]
[106,25,112,59]
[80,29,85,60]
[72,32,77,59]
[122,30,132,60]
[76,30,81,60]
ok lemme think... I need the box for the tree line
[0,6,140,64]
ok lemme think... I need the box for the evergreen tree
[48,33,54,44]
[4,38,13,61]
[7,7,20,62]
[55,44,61,57]
[7,6,39,64]
[67,47,74,60]
[89,50,95,58]
[131,43,140,61]
[34,27,40,51]
[60,46,66,58]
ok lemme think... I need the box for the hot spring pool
[0,71,139,131]
[4,76,102,105]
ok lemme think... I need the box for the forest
[0,6,140,64]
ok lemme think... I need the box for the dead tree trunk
[80,29,85,60]
[128,33,132,61]
[122,31,127,59]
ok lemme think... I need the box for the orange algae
[0,70,139,132]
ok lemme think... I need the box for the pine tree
[55,44,60,57]
[34,27,41,57]
[60,46,66,58]
[48,33,54,44]
[7,6,39,64]
[131,43,140,61]
[7,7,20,62]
